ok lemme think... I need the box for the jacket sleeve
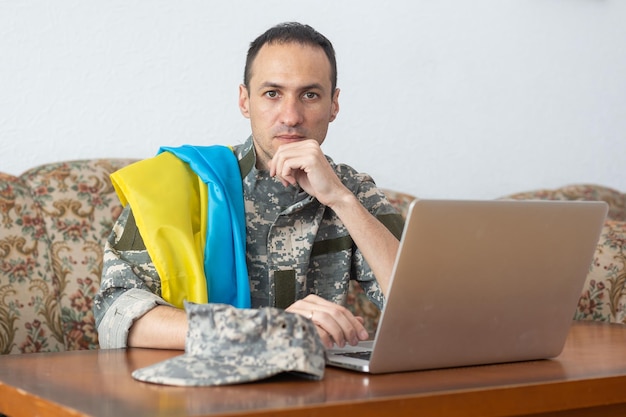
[93,205,171,349]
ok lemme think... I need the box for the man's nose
[280,96,304,127]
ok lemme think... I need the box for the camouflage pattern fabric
[95,136,403,348]
[132,302,325,386]
[234,137,397,310]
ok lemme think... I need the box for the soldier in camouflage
[94,22,403,351]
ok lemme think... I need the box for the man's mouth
[275,134,305,141]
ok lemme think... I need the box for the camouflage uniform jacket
[94,136,404,348]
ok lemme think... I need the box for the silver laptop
[327,199,608,374]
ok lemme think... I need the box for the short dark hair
[243,22,338,93]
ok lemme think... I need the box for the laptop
[327,198,608,373]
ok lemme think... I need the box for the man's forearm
[329,192,400,295]
[128,305,188,350]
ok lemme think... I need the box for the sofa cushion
[0,173,65,354]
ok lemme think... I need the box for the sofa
[505,185,626,324]
[1,159,624,354]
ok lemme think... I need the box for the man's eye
[303,92,318,99]
[265,91,278,98]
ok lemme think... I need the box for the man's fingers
[310,298,369,343]
[314,325,334,349]
[310,308,353,347]
[287,295,370,348]
[269,140,330,192]
[272,153,307,186]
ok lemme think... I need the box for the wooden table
[1,321,626,417]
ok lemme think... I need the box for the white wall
[1,0,625,199]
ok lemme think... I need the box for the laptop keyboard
[336,350,372,361]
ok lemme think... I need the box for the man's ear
[330,88,340,122]
[239,84,250,119]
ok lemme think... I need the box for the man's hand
[269,139,400,296]
[286,294,370,349]
[269,139,350,207]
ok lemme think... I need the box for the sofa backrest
[506,184,626,221]
[0,159,134,354]
[0,172,64,353]
[505,184,626,324]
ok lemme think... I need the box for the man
[94,22,403,350]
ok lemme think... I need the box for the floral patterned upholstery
[505,184,626,222]
[505,184,626,324]
[0,160,134,354]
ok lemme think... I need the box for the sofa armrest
[576,220,626,324]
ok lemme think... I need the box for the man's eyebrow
[258,82,282,90]
[257,82,325,91]
[300,83,325,91]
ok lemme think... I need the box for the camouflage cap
[131,302,326,386]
